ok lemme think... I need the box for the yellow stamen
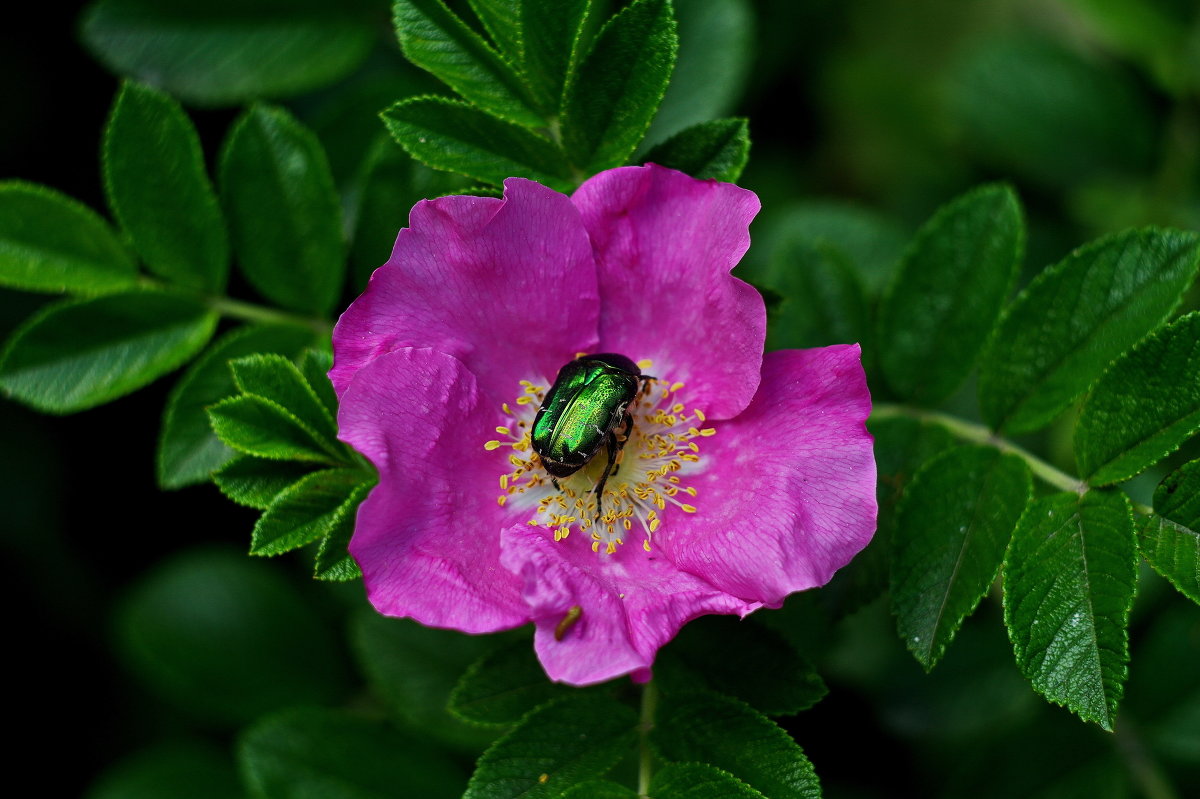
[486,373,712,554]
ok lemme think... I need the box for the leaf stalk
[872,403,1086,493]
[637,679,658,797]
[205,295,332,336]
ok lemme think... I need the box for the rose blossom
[331,164,876,685]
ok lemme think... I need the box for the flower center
[484,360,714,554]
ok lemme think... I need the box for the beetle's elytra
[531,353,648,512]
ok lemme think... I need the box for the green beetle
[532,353,648,510]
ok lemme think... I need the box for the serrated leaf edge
[1001,490,1136,731]
[1075,311,1200,486]
[891,443,1032,671]
[207,394,343,464]
[982,227,1200,433]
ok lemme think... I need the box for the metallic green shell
[532,358,640,476]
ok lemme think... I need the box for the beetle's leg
[611,414,635,478]
[593,428,622,516]
[550,476,561,492]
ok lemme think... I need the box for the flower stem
[205,295,332,336]
[137,274,333,336]
[637,680,659,797]
[871,403,1085,493]
[869,404,1155,515]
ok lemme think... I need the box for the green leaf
[650,764,765,799]
[351,611,497,750]
[560,781,638,799]
[514,0,590,115]
[314,484,368,581]
[383,97,574,190]
[563,0,678,173]
[85,742,242,799]
[207,394,341,463]
[641,118,750,182]
[465,696,637,799]
[763,239,868,351]
[892,444,1032,670]
[0,181,137,294]
[465,1,522,58]
[212,456,315,509]
[219,105,345,316]
[157,324,316,489]
[467,0,591,117]
[651,692,820,799]
[951,35,1156,187]
[821,415,956,616]
[657,616,826,716]
[251,468,368,556]
[103,81,228,292]
[0,291,216,413]
[980,228,1200,434]
[644,0,753,144]
[300,348,339,418]
[748,200,908,296]
[1140,459,1200,605]
[392,0,542,127]
[1003,490,1137,730]
[347,134,468,289]
[449,637,576,727]
[80,0,375,107]
[230,353,336,436]
[878,184,1024,404]
[349,137,412,287]
[873,417,959,496]
[1075,312,1200,485]
[239,707,466,799]
[116,547,348,725]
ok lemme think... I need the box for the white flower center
[484,360,714,553]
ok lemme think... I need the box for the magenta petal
[331,178,599,403]
[340,348,526,633]
[499,525,759,685]
[573,164,765,419]
[660,346,877,604]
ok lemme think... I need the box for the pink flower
[331,165,876,685]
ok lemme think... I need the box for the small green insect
[532,353,649,512]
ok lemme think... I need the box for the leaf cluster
[751,180,1200,734]
[383,0,751,189]
[432,614,825,798]
[0,81,382,578]
[207,351,375,580]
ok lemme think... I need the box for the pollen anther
[487,373,712,554]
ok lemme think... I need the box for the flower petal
[573,164,764,419]
[340,347,527,632]
[331,178,599,403]
[659,345,876,604]
[499,525,758,685]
